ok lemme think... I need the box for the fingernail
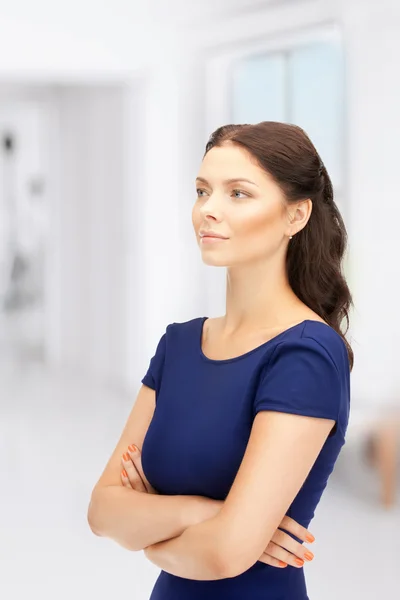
[128,445,136,452]
[123,453,129,461]
[295,558,304,566]
[306,534,315,543]
[122,469,127,477]
[304,551,314,561]
[278,561,287,567]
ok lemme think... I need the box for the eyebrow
[195,176,259,187]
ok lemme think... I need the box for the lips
[199,232,228,239]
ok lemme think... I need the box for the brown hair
[204,121,354,371]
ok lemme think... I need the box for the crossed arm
[143,410,333,579]
[89,409,333,580]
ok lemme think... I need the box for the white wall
[48,85,128,388]
[344,0,400,405]
[1,0,399,403]
[0,1,157,76]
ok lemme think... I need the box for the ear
[286,199,312,237]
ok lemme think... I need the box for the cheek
[192,204,200,228]
[235,206,281,245]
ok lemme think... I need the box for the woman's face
[192,143,292,267]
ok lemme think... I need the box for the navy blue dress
[141,316,351,600]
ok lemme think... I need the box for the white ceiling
[148,0,300,25]
[0,0,306,75]
[0,1,301,31]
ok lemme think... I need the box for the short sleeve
[141,329,167,392]
[253,337,342,428]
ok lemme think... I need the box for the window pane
[231,53,286,124]
[289,40,345,188]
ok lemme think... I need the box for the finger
[263,540,307,568]
[269,531,314,566]
[121,452,147,492]
[121,469,133,488]
[279,515,315,544]
[127,445,157,494]
[257,551,288,568]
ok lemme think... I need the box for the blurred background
[1,0,400,598]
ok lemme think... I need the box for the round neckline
[198,316,329,364]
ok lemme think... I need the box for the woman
[88,121,352,600]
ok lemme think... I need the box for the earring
[289,235,293,240]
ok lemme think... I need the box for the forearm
[88,485,222,551]
[144,516,227,581]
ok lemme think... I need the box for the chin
[201,254,228,266]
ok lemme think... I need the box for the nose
[199,190,224,214]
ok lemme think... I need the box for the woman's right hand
[258,515,315,569]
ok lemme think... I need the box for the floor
[2,359,399,600]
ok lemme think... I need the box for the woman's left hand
[121,444,158,494]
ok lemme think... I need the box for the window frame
[204,22,348,219]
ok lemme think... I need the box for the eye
[196,188,207,197]
[231,189,249,199]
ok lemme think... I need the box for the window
[230,39,345,202]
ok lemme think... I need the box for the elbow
[205,540,247,581]
[86,486,141,551]
[87,488,104,536]
[203,520,256,580]
[88,520,102,537]
[218,555,256,580]
[209,549,232,580]
[215,557,248,580]
[87,510,102,537]
[209,518,268,578]
[213,540,259,579]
